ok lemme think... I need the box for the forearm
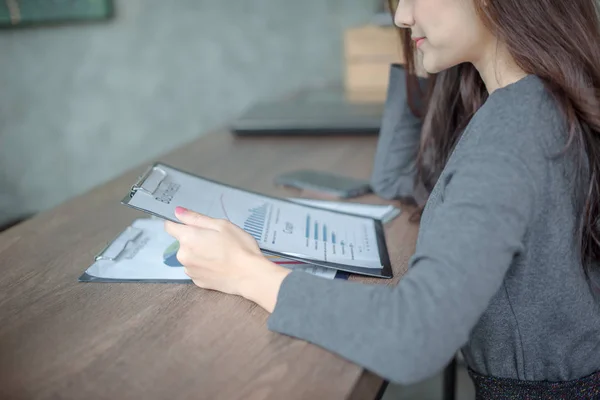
[371,65,427,200]
[267,151,535,385]
[242,255,477,384]
[241,256,290,313]
[267,264,498,385]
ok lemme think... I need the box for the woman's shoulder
[460,75,567,161]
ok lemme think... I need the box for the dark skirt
[468,368,600,399]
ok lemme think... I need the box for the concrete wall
[0,0,375,225]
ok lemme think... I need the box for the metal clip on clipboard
[129,164,168,198]
[95,226,144,261]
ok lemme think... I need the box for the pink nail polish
[175,206,187,215]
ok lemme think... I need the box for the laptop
[230,85,384,136]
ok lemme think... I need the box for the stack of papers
[80,163,402,283]
[80,197,400,283]
[121,163,394,278]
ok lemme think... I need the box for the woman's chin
[422,56,457,75]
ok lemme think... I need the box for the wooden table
[0,131,419,400]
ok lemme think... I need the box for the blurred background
[0,0,389,229]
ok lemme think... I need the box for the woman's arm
[267,150,537,385]
[370,65,429,200]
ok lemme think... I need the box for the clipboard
[79,218,192,283]
[121,163,393,279]
[80,218,348,283]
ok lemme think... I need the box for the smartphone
[274,170,372,198]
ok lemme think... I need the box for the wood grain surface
[0,131,419,400]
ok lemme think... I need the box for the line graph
[219,193,231,222]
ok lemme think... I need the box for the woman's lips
[413,37,426,48]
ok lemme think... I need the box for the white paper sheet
[125,164,385,269]
[288,198,401,223]
[83,219,337,281]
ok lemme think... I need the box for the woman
[166,0,600,396]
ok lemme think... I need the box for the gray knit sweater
[268,71,600,385]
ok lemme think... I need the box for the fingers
[164,220,198,243]
[174,207,224,230]
[176,247,194,266]
[182,264,213,290]
[183,267,209,289]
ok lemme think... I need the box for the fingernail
[175,206,187,215]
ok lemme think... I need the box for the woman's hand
[164,206,290,312]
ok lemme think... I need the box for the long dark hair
[390,0,600,273]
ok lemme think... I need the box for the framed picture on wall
[0,0,114,27]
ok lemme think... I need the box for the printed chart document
[288,198,401,223]
[121,163,392,278]
[80,218,344,283]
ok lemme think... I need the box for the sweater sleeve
[370,65,428,200]
[268,151,537,385]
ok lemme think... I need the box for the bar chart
[332,230,336,254]
[305,213,342,256]
[305,214,311,247]
[243,203,267,241]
